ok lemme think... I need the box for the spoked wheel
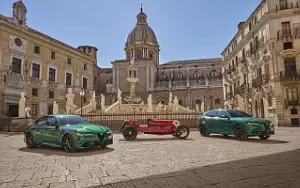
[63,135,76,152]
[234,126,248,141]
[26,133,37,148]
[200,127,210,137]
[259,135,270,140]
[123,127,137,141]
[175,125,190,139]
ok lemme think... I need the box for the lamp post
[79,89,85,116]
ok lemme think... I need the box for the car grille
[97,132,110,141]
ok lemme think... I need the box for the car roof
[49,114,80,118]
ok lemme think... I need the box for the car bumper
[73,133,113,149]
[254,130,275,135]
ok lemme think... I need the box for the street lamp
[79,89,85,116]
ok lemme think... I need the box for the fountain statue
[100,94,105,112]
[90,91,97,111]
[201,102,205,113]
[66,88,77,114]
[147,94,153,112]
[173,96,179,112]
[196,104,200,112]
[124,58,142,104]
[53,101,59,114]
[156,101,163,112]
[18,92,26,117]
[25,107,31,117]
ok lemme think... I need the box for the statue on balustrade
[173,96,179,112]
[18,92,26,118]
[147,94,153,112]
[66,88,77,114]
[53,101,59,114]
[100,94,105,113]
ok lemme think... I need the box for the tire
[259,135,270,140]
[122,127,137,140]
[200,127,210,137]
[26,133,37,148]
[234,126,248,141]
[175,125,190,139]
[62,134,76,152]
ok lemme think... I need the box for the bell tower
[12,1,27,27]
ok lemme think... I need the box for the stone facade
[101,8,224,110]
[222,0,300,127]
[0,1,97,117]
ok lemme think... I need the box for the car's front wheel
[62,134,76,152]
[234,126,248,141]
[26,133,37,148]
[123,127,137,140]
[200,127,210,137]
[259,135,270,140]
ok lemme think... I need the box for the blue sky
[0,0,261,67]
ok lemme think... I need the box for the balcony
[280,71,300,86]
[285,100,299,107]
[277,28,300,40]
[5,72,25,89]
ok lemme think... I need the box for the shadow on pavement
[118,137,194,142]
[87,149,300,188]
[207,135,289,144]
[19,146,114,157]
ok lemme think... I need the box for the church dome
[126,8,158,46]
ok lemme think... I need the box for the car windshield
[59,116,88,126]
[228,111,251,117]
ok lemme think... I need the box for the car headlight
[74,132,94,137]
[247,122,261,126]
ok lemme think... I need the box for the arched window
[160,73,168,81]
[196,99,202,104]
[135,49,142,60]
[148,50,153,59]
[210,69,217,78]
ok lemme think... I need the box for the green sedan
[197,109,275,141]
[24,115,113,152]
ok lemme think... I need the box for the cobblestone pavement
[0,128,300,188]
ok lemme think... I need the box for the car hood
[232,117,270,124]
[63,124,110,133]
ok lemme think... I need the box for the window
[135,49,142,60]
[66,73,72,86]
[59,116,88,126]
[229,111,251,117]
[284,58,297,76]
[196,99,202,105]
[283,42,293,50]
[51,51,55,59]
[291,118,299,127]
[11,57,22,74]
[286,88,298,105]
[215,99,221,104]
[47,117,57,126]
[48,105,53,115]
[281,21,291,34]
[31,104,37,116]
[217,110,229,118]
[242,49,246,59]
[67,57,72,65]
[84,64,87,70]
[249,22,252,30]
[205,110,218,117]
[280,0,288,10]
[34,46,40,54]
[291,109,298,115]
[83,77,87,89]
[36,117,47,125]
[49,68,56,82]
[49,91,54,99]
[32,88,38,96]
[178,100,183,105]
[83,97,87,103]
[148,51,153,59]
[32,63,40,79]
[264,64,270,75]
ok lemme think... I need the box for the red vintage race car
[120,119,190,140]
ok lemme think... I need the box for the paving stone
[67,171,91,181]
[74,178,101,188]
[0,174,18,184]
[15,171,34,181]
[42,176,66,185]
[131,180,159,188]
[112,181,137,188]
[49,181,76,188]
[32,171,52,180]
[99,175,130,185]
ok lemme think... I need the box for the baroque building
[102,8,224,110]
[0,1,97,117]
[222,0,300,127]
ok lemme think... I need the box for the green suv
[197,109,275,141]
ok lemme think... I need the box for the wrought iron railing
[276,2,299,12]
[277,28,300,40]
[280,71,300,82]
